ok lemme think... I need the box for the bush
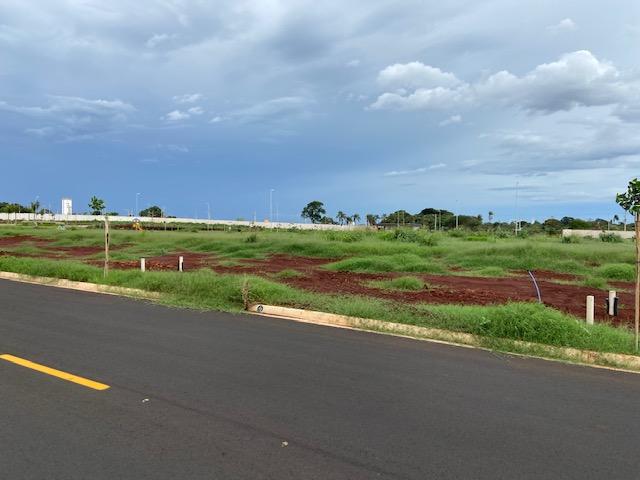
[245,233,258,243]
[322,231,365,243]
[380,228,439,246]
[597,263,635,281]
[326,254,445,273]
[600,232,623,243]
[561,235,581,244]
[465,235,491,242]
[448,230,466,238]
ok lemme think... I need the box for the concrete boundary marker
[0,271,160,300]
[248,304,640,373]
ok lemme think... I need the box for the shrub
[380,228,439,246]
[597,263,635,281]
[561,235,581,244]
[322,231,365,243]
[245,233,258,243]
[600,232,623,243]
[465,235,490,242]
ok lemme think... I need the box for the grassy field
[0,223,637,361]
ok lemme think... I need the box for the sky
[1,0,639,222]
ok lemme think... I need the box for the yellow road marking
[0,354,110,391]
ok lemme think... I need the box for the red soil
[94,252,214,271]
[1,237,633,328]
[0,235,51,247]
[211,254,634,328]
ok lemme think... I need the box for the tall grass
[0,254,636,357]
[0,224,635,278]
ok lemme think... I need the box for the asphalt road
[2,279,640,479]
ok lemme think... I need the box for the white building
[61,198,73,216]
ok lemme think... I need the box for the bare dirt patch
[92,252,214,271]
[212,255,634,327]
[0,235,52,247]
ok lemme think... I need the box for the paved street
[2,279,640,479]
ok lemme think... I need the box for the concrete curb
[0,271,160,300]
[2,270,638,373]
[248,304,640,373]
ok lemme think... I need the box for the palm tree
[336,211,347,225]
[352,213,361,225]
[488,211,494,223]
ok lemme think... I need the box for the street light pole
[135,193,141,217]
[269,189,275,222]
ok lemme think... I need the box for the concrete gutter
[0,271,160,300]
[248,304,640,373]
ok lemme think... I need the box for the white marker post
[586,295,595,325]
[179,256,184,272]
[608,290,617,316]
[141,258,146,272]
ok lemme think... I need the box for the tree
[616,178,640,350]
[352,213,361,225]
[88,196,105,215]
[488,211,494,223]
[139,205,162,217]
[366,214,380,226]
[336,211,347,225]
[301,201,326,224]
[29,200,40,214]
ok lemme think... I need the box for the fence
[0,213,353,231]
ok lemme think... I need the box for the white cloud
[384,163,446,176]
[145,33,177,48]
[157,143,189,153]
[187,106,204,115]
[547,18,577,33]
[346,59,361,67]
[0,96,135,140]
[163,110,190,121]
[0,96,134,119]
[24,126,55,137]
[476,123,640,174]
[378,62,461,90]
[209,116,224,123]
[371,51,639,116]
[439,114,462,126]
[370,86,471,111]
[172,93,203,104]
[233,96,314,123]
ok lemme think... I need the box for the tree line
[300,201,630,233]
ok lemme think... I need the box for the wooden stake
[104,215,110,277]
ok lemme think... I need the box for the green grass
[368,276,427,291]
[273,268,303,279]
[326,254,446,274]
[0,253,636,358]
[2,224,634,278]
[1,224,639,364]
[596,263,636,281]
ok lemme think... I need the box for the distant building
[61,198,73,216]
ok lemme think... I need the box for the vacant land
[0,224,637,359]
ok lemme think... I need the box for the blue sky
[1,0,639,222]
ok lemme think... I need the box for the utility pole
[269,189,275,222]
[135,193,141,217]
